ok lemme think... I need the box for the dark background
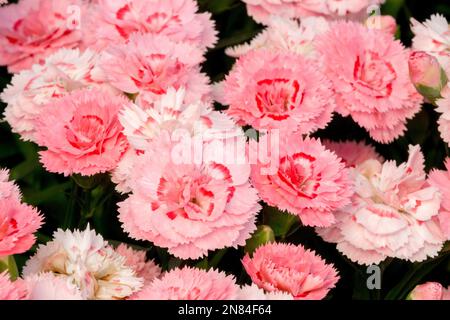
[0,0,449,299]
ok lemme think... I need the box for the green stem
[0,256,19,280]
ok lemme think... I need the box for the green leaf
[0,256,19,280]
[382,0,405,17]
[263,206,299,238]
[245,225,275,254]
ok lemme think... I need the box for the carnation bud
[407,282,444,300]
[245,225,275,254]
[409,51,448,103]
[366,15,397,35]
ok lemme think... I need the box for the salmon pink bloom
[409,282,450,300]
[0,272,27,300]
[250,135,353,227]
[35,88,130,176]
[23,226,143,300]
[118,134,261,260]
[428,159,450,239]
[98,33,210,105]
[0,169,43,258]
[223,50,335,135]
[317,145,445,265]
[132,267,239,300]
[83,0,217,51]
[316,21,423,143]
[1,49,109,142]
[0,0,85,73]
[365,15,397,35]
[115,244,161,285]
[242,243,339,300]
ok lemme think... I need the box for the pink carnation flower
[115,244,161,285]
[23,226,143,300]
[112,87,236,193]
[34,88,129,176]
[315,21,423,143]
[0,0,85,73]
[411,14,450,76]
[242,0,384,24]
[1,48,109,142]
[250,135,353,227]
[98,33,210,105]
[0,169,43,257]
[322,140,384,168]
[23,273,83,300]
[317,145,445,265]
[119,134,261,260]
[428,159,450,239]
[0,272,27,300]
[436,84,450,145]
[242,243,339,300]
[226,17,330,58]
[83,0,217,51]
[409,282,450,300]
[223,50,335,135]
[132,267,239,300]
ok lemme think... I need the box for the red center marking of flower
[353,51,396,98]
[255,78,302,120]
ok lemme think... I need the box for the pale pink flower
[120,87,236,151]
[132,267,239,300]
[322,140,384,168]
[409,282,450,300]
[119,134,261,260]
[0,272,27,300]
[251,135,353,227]
[23,273,83,300]
[411,14,450,76]
[226,17,330,58]
[98,33,210,105]
[112,87,236,193]
[317,145,445,265]
[111,148,142,194]
[237,284,294,300]
[366,15,397,35]
[0,168,20,200]
[436,84,450,145]
[242,0,384,24]
[428,159,450,239]
[0,169,43,257]
[242,243,339,300]
[83,0,217,51]
[1,48,109,142]
[23,226,143,300]
[316,21,423,143]
[223,50,335,135]
[0,0,85,73]
[34,88,129,176]
[115,244,161,285]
